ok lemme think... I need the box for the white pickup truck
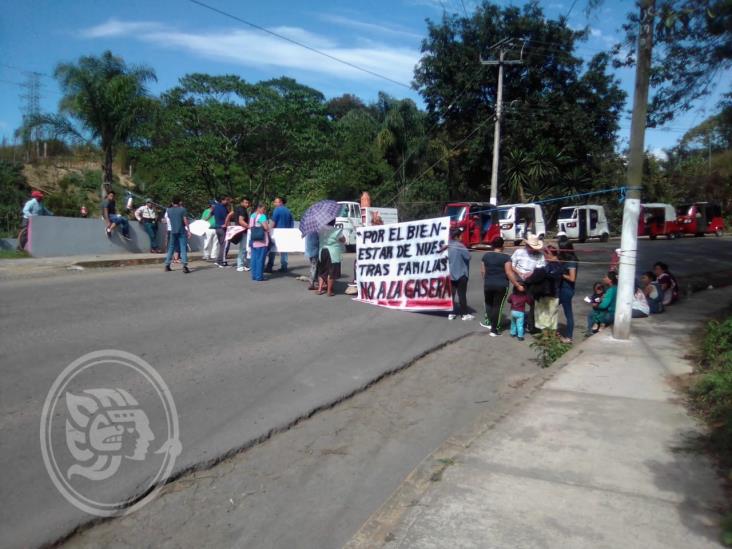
[336,201,399,250]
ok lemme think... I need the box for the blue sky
[0,0,728,156]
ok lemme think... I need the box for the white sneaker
[236,266,245,272]
[489,331,499,337]
[462,314,475,321]
[479,320,491,329]
[244,266,251,272]
[448,314,457,320]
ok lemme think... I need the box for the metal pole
[489,50,505,206]
[613,0,655,340]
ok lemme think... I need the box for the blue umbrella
[299,200,342,235]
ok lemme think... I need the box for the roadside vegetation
[690,315,732,545]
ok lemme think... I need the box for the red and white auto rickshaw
[637,203,680,239]
[676,202,725,237]
[444,202,500,248]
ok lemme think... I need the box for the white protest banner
[270,228,305,253]
[246,228,306,253]
[356,217,452,311]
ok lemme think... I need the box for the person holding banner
[447,229,473,321]
[317,220,346,296]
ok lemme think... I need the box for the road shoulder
[346,286,732,549]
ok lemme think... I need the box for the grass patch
[0,249,29,259]
[531,331,572,368]
[689,315,732,545]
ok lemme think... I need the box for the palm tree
[503,145,566,203]
[29,51,156,196]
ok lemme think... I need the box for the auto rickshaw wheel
[600,233,609,242]
[715,229,723,237]
[665,233,673,240]
[649,234,657,240]
[695,232,704,237]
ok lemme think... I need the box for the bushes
[690,316,732,546]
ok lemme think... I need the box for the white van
[497,203,546,245]
[336,201,399,250]
[557,205,610,242]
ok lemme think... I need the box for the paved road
[0,236,730,548]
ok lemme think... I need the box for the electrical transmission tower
[20,71,43,160]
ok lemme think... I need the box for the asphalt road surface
[0,235,730,548]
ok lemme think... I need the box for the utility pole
[613,0,655,340]
[481,39,522,206]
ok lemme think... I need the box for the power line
[187,0,412,90]
[565,0,580,19]
[458,0,469,18]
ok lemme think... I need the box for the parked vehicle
[336,201,399,249]
[676,202,725,237]
[497,203,546,245]
[444,202,500,248]
[638,203,679,240]
[557,205,610,242]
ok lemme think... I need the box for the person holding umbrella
[317,219,346,296]
[298,200,344,296]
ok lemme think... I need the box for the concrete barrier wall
[0,238,18,251]
[28,216,203,257]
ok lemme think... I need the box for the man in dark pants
[510,234,545,334]
[208,196,231,267]
[164,196,191,273]
[446,228,473,321]
[266,196,294,273]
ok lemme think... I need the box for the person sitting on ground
[640,271,664,314]
[102,190,131,240]
[17,190,53,251]
[587,271,618,335]
[446,228,473,321]
[653,261,679,306]
[584,282,605,306]
[317,219,346,296]
[508,286,533,342]
[632,284,650,318]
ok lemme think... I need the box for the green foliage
[530,331,572,368]
[690,317,732,496]
[616,0,732,126]
[414,2,626,204]
[25,50,156,185]
[44,171,102,217]
[0,161,30,234]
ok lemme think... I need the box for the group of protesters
[446,228,680,343]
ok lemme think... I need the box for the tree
[614,0,732,125]
[414,2,626,204]
[26,51,156,196]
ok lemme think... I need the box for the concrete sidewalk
[347,287,732,549]
[0,251,205,280]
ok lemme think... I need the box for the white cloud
[80,18,167,38]
[649,147,668,161]
[80,19,420,86]
[589,27,618,47]
[319,14,423,40]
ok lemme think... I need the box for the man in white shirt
[511,233,545,334]
[134,198,160,252]
[511,233,545,279]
